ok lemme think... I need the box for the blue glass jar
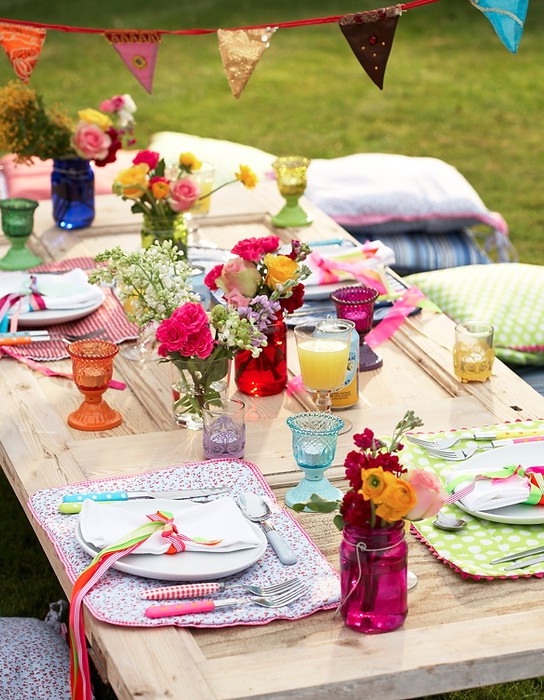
[51,158,95,229]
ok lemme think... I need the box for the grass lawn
[1,1,543,698]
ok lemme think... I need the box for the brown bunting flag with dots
[339,5,402,90]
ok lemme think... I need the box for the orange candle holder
[67,340,122,431]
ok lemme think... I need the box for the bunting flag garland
[338,6,402,90]
[217,27,276,99]
[0,21,46,82]
[468,0,528,53]
[104,30,161,94]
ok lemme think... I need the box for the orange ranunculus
[151,180,170,200]
[77,108,112,131]
[179,152,202,172]
[113,163,149,198]
[375,479,417,523]
[235,164,258,189]
[264,254,298,290]
[359,467,396,503]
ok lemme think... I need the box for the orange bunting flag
[0,22,46,83]
[339,6,402,90]
[217,27,276,99]
[104,30,161,94]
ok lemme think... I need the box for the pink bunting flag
[104,30,161,94]
[0,22,46,82]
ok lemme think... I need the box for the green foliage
[292,493,341,513]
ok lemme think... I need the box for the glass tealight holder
[453,321,495,382]
[67,340,122,431]
[331,284,382,371]
[0,198,42,270]
[285,412,344,509]
[271,156,313,228]
[202,398,246,459]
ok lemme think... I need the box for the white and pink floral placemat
[29,459,340,629]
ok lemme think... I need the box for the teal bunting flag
[469,0,529,54]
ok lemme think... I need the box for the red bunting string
[0,0,439,36]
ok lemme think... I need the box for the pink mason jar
[339,520,408,634]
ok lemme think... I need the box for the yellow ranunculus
[235,164,258,189]
[113,163,149,198]
[359,468,395,503]
[77,108,112,131]
[179,152,202,172]
[151,180,170,200]
[264,254,298,290]
[375,479,417,523]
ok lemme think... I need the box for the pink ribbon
[366,286,426,349]
[308,251,387,294]
[0,276,46,332]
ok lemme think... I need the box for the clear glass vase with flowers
[204,236,312,396]
[155,301,268,430]
[294,410,448,634]
[112,149,258,257]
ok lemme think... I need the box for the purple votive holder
[202,398,246,460]
[331,285,383,371]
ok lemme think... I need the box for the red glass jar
[234,315,287,397]
[339,520,407,634]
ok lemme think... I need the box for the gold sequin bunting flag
[104,30,161,94]
[339,6,402,90]
[217,27,276,99]
[0,22,46,83]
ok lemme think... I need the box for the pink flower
[170,178,200,212]
[231,235,281,262]
[204,264,224,291]
[156,303,212,358]
[224,288,251,307]
[100,95,126,112]
[216,258,260,301]
[172,302,209,334]
[405,469,448,521]
[133,150,160,170]
[149,176,169,185]
[155,315,188,354]
[186,330,215,359]
[72,122,111,160]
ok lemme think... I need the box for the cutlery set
[0,327,107,346]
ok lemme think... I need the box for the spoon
[433,511,468,532]
[238,492,298,566]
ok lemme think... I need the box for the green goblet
[0,198,42,270]
[271,156,313,228]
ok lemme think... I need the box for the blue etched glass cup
[285,412,344,509]
[51,158,95,230]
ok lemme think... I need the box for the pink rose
[204,264,224,291]
[155,315,188,354]
[170,178,200,212]
[405,469,448,521]
[224,288,251,307]
[72,122,111,160]
[184,330,215,359]
[100,95,126,112]
[216,258,260,302]
[133,150,160,170]
[231,235,281,262]
[260,235,281,255]
[172,302,209,334]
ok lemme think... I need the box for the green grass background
[1,1,544,698]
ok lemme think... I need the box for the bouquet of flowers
[0,81,136,165]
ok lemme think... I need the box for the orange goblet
[67,340,122,431]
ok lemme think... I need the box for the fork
[145,583,308,618]
[141,577,301,600]
[0,327,107,346]
[407,427,544,450]
[426,435,544,461]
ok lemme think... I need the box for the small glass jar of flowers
[0,81,136,230]
[112,149,258,257]
[204,236,312,396]
[295,410,447,634]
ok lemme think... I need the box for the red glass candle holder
[331,285,382,371]
[234,316,287,396]
[67,340,122,431]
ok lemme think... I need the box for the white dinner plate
[75,498,268,581]
[13,291,105,328]
[452,442,544,524]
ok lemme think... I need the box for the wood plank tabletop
[1,182,544,700]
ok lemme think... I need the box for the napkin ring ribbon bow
[0,276,46,332]
[68,509,220,700]
[445,464,544,506]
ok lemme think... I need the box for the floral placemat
[28,459,339,628]
[403,419,544,580]
[2,257,137,361]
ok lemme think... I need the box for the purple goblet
[331,285,383,371]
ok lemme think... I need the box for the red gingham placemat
[3,257,138,361]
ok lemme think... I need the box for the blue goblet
[285,412,344,509]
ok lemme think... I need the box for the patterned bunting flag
[104,30,161,94]
[0,22,46,82]
[339,6,402,90]
[217,27,276,99]
[468,0,528,53]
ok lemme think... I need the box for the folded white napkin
[79,496,262,555]
[445,465,531,512]
[0,269,103,311]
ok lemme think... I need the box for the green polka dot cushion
[406,263,544,366]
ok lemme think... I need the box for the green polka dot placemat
[399,419,544,580]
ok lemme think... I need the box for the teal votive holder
[285,412,344,509]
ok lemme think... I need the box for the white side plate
[14,292,105,328]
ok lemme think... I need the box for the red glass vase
[339,521,407,634]
[234,316,287,397]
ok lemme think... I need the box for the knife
[490,544,544,565]
[62,487,229,504]
[503,553,544,571]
